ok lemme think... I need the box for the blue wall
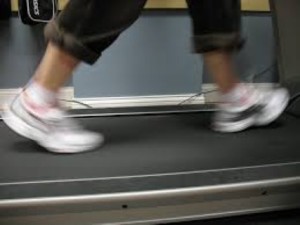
[0,20,45,88]
[0,11,276,98]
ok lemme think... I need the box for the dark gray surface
[0,112,299,184]
[169,209,300,225]
[0,161,298,199]
[271,0,300,95]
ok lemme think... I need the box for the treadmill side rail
[0,176,299,225]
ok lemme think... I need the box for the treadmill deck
[0,111,299,224]
[0,112,299,196]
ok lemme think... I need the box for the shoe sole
[2,106,104,154]
[213,89,290,133]
[213,117,257,133]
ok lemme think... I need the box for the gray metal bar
[0,176,299,224]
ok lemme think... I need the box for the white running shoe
[213,88,290,133]
[2,93,104,153]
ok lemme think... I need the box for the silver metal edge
[0,176,299,208]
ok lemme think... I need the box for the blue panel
[74,11,203,98]
[0,20,45,88]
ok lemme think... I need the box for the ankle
[24,81,58,107]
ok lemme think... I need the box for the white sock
[23,81,58,108]
[221,84,255,108]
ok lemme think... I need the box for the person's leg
[203,51,239,93]
[3,0,147,153]
[186,0,245,95]
[33,42,79,92]
[187,0,289,132]
[33,0,147,93]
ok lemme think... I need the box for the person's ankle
[20,81,59,116]
[25,81,58,105]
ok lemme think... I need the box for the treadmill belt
[0,112,299,183]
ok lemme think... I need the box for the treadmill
[0,1,300,225]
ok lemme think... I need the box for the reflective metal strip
[0,176,299,208]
